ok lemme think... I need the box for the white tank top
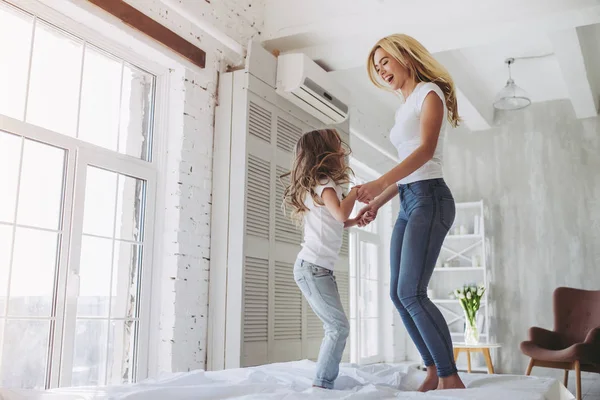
[389,81,447,184]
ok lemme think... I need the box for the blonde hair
[367,34,461,128]
[281,129,353,224]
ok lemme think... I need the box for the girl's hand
[359,211,377,227]
[357,179,385,203]
[355,203,379,226]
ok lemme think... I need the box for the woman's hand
[357,178,385,203]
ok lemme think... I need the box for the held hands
[354,202,379,227]
[356,178,385,203]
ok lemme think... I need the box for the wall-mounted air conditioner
[276,53,350,125]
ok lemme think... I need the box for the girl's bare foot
[418,366,439,392]
[437,373,466,390]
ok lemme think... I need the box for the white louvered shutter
[246,155,270,239]
[243,257,269,347]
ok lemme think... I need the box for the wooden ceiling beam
[87,0,206,68]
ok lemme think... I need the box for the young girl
[282,128,359,389]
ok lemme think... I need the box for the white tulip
[459,294,465,299]
[467,292,472,300]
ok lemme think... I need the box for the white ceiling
[459,36,568,104]
[156,0,600,161]
[260,0,600,133]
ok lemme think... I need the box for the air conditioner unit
[276,53,350,125]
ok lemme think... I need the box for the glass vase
[464,313,479,345]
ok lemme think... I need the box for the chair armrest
[584,327,600,345]
[528,327,564,349]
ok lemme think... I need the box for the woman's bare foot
[437,373,466,390]
[418,366,439,392]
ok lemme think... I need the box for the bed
[0,360,574,400]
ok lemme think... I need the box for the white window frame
[60,146,157,387]
[1,0,178,387]
[0,114,158,387]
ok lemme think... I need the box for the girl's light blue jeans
[294,259,349,389]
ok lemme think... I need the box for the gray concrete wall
[443,100,600,375]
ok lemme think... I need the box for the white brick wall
[125,0,264,374]
[157,62,219,373]
[173,0,264,46]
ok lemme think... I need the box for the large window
[0,1,159,389]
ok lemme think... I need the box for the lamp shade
[493,78,531,110]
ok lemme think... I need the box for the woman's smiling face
[373,47,409,91]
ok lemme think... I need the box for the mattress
[0,360,574,400]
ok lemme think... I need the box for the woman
[355,34,465,391]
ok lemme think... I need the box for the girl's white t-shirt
[389,81,447,184]
[297,180,343,270]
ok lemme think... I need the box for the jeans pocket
[312,266,333,277]
[439,196,455,230]
[295,276,311,297]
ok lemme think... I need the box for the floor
[566,374,600,399]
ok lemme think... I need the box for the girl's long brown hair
[282,129,353,224]
[367,33,461,128]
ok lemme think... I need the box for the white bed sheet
[0,360,574,400]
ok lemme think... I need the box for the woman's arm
[370,184,398,209]
[321,187,358,222]
[357,92,444,202]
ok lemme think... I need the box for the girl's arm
[321,187,358,223]
[357,92,444,202]
[344,218,359,228]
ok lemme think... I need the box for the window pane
[16,139,65,230]
[0,131,22,223]
[83,167,117,237]
[359,241,378,280]
[78,236,112,317]
[111,243,141,319]
[0,319,50,389]
[106,320,136,384]
[360,279,378,318]
[78,46,122,151]
[119,64,154,160]
[0,3,33,120]
[360,318,379,360]
[8,228,58,317]
[26,21,82,137]
[115,174,144,242]
[0,226,12,314]
[72,319,108,386]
